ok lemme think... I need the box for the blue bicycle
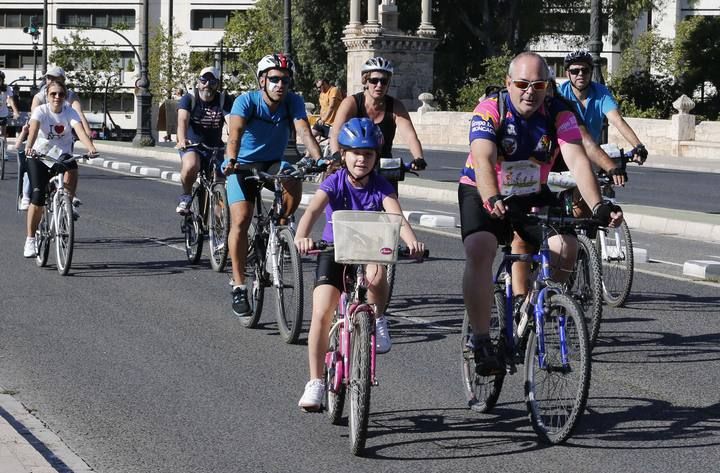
[461,210,592,444]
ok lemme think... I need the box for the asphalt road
[0,161,719,472]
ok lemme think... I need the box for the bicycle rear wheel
[325,319,345,425]
[35,205,51,267]
[349,311,372,456]
[184,184,204,264]
[460,287,506,413]
[525,293,590,445]
[275,227,304,344]
[1,138,6,180]
[596,222,634,307]
[239,221,265,328]
[568,235,603,349]
[55,193,74,275]
[208,183,230,272]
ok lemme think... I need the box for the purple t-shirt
[318,168,396,242]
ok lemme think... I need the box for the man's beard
[198,89,215,101]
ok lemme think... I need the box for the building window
[191,10,231,30]
[57,9,136,30]
[0,9,43,28]
[0,51,36,69]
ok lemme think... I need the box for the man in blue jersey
[223,53,322,316]
[558,49,647,162]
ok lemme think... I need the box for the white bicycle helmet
[361,57,394,75]
[256,53,296,78]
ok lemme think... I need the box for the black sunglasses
[198,77,219,85]
[568,67,590,76]
[367,77,389,85]
[267,76,291,84]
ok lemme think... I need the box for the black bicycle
[181,143,230,272]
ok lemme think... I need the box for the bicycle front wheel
[385,264,396,306]
[239,221,265,328]
[209,183,230,272]
[569,235,603,349]
[597,222,634,307]
[525,293,590,445]
[55,193,74,275]
[184,185,204,264]
[275,227,303,344]
[460,287,506,413]
[349,311,372,456]
[35,205,51,267]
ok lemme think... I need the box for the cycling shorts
[314,251,348,291]
[458,183,568,248]
[226,160,293,205]
[27,157,78,206]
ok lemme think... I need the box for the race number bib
[499,160,541,196]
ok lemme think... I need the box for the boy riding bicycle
[293,118,424,411]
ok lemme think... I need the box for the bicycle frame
[326,265,378,393]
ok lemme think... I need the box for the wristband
[483,194,503,213]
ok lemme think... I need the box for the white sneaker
[176,194,192,215]
[375,315,392,354]
[19,197,30,211]
[298,379,325,412]
[23,237,36,258]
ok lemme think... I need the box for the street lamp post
[282,0,298,162]
[589,0,604,85]
[132,0,155,146]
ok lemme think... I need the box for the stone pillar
[379,0,400,33]
[671,94,695,156]
[363,0,382,35]
[344,0,362,36]
[417,0,436,37]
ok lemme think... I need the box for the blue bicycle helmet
[337,117,384,151]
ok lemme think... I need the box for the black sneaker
[470,335,504,377]
[232,286,251,317]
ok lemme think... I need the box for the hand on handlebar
[294,236,314,256]
[175,139,191,151]
[632,144,648,164]
[607,167,627,187]
[593,201,624,228]
[484,194,508,219]
[406,240,426,260]
[410,157,427,171]
[222,158,239,176]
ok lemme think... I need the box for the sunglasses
[48,91,66,98]
[568,67,590,76]
[511,79,549,91]
[198,77,219,86]
[267,75,291,84]
[367,77,389,86]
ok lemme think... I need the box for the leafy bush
[453,48,514,111]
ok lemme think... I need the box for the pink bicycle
[311,211,427,455]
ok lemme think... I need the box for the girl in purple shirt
[294,118,424,411]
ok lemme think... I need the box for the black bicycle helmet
[564,49,594,69]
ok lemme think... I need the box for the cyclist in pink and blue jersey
[294,118,424,411]
[459,52,623,376]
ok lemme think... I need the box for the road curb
[683,260,720,281]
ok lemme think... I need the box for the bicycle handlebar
[309,240,429,259]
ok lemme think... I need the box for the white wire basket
[331,211,402,264]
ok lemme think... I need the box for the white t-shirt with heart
[30,104,81,155]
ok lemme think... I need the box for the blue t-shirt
[230,90,306,163]
[558,81,618,143]
[318,168,395,242]
[178,92,232,147]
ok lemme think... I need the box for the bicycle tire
[460,288,506,413]
[208,183,230,272]
[349,310,372,456]
[385,264,396,306]
[184,184,204,264]
[35,205,51,267]
[596,221,634,307]
[1,138,5,180]
[325,320,345,425]
[55,193,74,275]
[569,235,603,350]
[275,227,304,344]
[525,293,590,445]
[239,221,265,328]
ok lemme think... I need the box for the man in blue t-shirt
[558,49,647,162]
[175,67,232,214]
[223,53,322,317]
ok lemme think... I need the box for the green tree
[49,32,124,111]
[149,23,192,104]
[454,47,514,111]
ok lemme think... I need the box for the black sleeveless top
[352,92,396,158]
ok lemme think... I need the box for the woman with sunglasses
[22,80,97,258]
[330,57,427,192]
